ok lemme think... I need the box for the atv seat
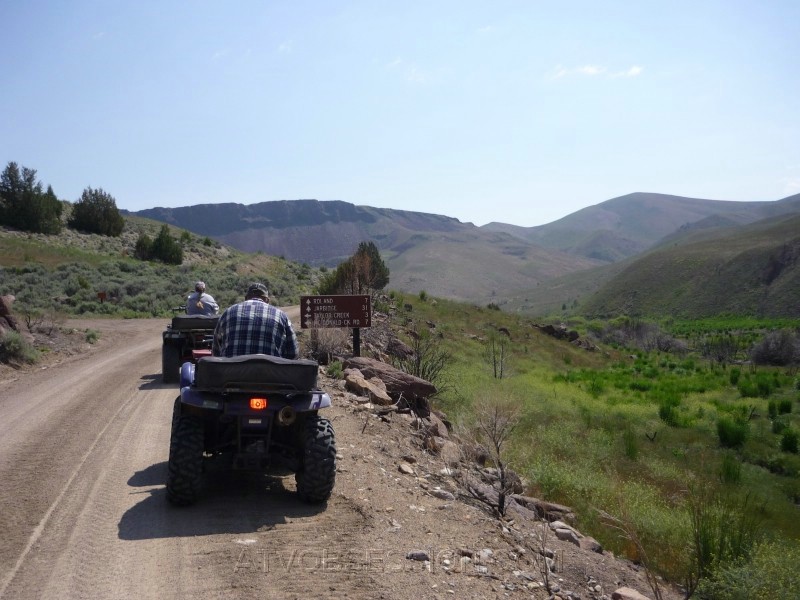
[194,354,319,392]
[171,315,220,331]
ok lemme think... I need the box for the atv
[166,354,336,505]
[161,315,219,383]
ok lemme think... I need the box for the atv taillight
[249,397,268,410]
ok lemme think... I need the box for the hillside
[484,192,800,263]
[580,213,800,318]
[133,200,600,305]
[0,215,321,317]
[132,193,800,316]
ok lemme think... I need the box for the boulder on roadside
[344,372,393,406]
[343,356,437,405]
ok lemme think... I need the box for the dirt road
[0,315,379,600]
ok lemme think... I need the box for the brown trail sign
[300,295,371,329]
[300,295,372,357]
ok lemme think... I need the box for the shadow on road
[119,461,328,541]
[138,373,180,390]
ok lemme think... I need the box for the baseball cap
[246,282,269,298]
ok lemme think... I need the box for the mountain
[133,200,600,305]
[483,191,800,263]
[132,192,800,317]
[579,212,800,319]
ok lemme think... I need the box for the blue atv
[166,354,337,505]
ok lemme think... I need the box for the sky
[2,1,799,227]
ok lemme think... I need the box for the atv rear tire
[166,415,204,505]
[295,415,337,503]
[171,396,181,432]
[162,343,182,384]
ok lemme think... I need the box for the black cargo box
[171,315,220,331]
[194,354,319,392]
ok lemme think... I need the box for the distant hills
[133,191,800,318]
[134,200,600,305]
[483,192,800,262]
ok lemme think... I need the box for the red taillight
[249,397,268,410]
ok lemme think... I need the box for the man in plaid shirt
[212,282,299,359]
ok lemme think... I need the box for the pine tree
[150,224,183,264]
[317,241,390,295]
[69,187,125,236]
[0,161,62,234]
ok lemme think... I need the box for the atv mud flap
[234,413,273,470]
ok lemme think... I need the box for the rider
[212,282,298,359]
[186,281,219,316]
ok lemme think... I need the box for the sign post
[300,295,372,357]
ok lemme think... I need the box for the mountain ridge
[132,192,800,316]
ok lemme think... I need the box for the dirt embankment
[0,316,679,600]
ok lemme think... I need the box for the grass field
[389,291,800,592]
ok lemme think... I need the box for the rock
[554,528,581,546]
[398,463,415,475]
[580,536,603,554]
[438,439,461,467]
[343,356,437,404]
[480,467,524,494]
[549,520,578,534]
[511,495,576,523]
[386,337,414,359]
[430,488,456,501]
[406,550,430,562]
[611,587,652,600]
[0,295,14,317]
[4,314,21,332]
[345,372,393,406]
[427,412,449,438]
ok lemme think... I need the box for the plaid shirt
[212,300,299,359]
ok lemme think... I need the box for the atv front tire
[295,415,337,503]
[166,415,204,505]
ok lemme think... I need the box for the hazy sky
[2,1,798,227]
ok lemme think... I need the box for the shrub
[781,429,799,454]
[778,399,792,414]
[717,417,748,448]
[699,540,800,599]
[719,453,742,485]
[622,427,638,460]
[659,403,680,427]
[391,323,451,393]
[85,329,99,344]
[307,328,349,364]
[326,360,343,379]
[729,368,741,386]
[772,419,788,434]
[750,329,800,366]
[686,487,762,596]
[768,400,778,419]
[0,330,39,364]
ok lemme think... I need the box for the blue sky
[2,1,798,227]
